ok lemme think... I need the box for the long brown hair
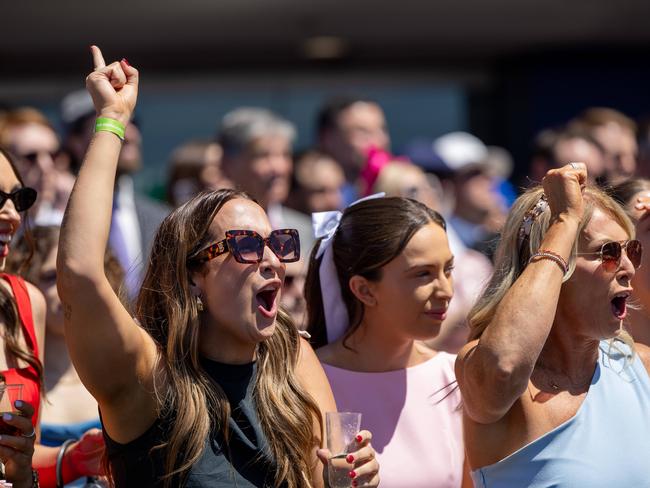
[0,147,43,387]
[305,197,446,349]
[135,188,321,487]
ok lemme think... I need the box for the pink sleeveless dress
[322,352,463,488]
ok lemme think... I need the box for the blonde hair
[371,162,441,211]
[135,189,321,487]
[372,162,420,195]
[468,185,636,351]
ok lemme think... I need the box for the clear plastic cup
[326,412,362,488]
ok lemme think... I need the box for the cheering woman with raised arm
[57,46,379,487]
[456,163,650,487]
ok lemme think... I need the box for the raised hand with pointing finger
[85,45,138,127]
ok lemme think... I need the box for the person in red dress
[0,147,104,487]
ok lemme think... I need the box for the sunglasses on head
[191,229,300,264]
[0,188,37,212]
[577,239,643,269]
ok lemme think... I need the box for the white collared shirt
[113,175,144,291]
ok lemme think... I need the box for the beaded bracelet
[528,249,569,275]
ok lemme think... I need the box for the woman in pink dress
[305,196,470,488]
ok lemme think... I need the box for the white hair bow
[312,193,385,343]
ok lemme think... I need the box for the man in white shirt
[61,90,169,300]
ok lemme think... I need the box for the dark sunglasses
[0,188,37,212]
[577,239,642,269]
[191,229,300,264]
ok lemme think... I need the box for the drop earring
[196,295,204,312]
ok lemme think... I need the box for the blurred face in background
[554,137,605,182]
[294,154,344,213]
[372,162,441,211]
[76,117,142,175]
[7,122,60,196]
[321,102,389,179]
[168,142,228,207]
[453,167,506,229]
[592,122,637,184]
[226,134,292,210]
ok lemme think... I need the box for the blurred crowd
[2,93,648,349]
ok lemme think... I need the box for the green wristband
[95,117,126,140]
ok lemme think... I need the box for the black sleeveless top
[103,359,285,487]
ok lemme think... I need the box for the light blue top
[472,340,650,488]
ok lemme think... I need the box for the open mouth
[0,233,12,258]
[611,293,629,320]
[256,287,279,318]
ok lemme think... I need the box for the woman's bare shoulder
[313,341,349,368]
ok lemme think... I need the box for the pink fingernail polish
[348,470,356,479]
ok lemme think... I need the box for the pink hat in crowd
[359,146,408,196]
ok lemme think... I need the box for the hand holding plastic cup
[0,383,22,436]
[326,412,362,488]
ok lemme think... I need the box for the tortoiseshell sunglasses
[191,229,300,264]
